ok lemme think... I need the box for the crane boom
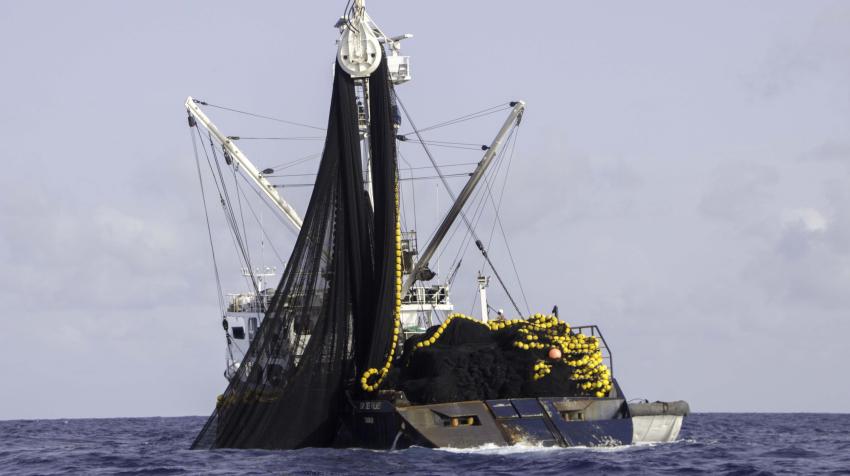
[402,100,525,295]
[185,96,303,231]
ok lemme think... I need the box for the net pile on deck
[396,313,612,404]
[191,57,400,450]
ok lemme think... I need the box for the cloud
[0,185,200,313]
[781,207,828,233]
[745,3,850,99]
[2,1,850,418]
[744,184,850,315]
[801,141,850,168]
[698,160,779,235]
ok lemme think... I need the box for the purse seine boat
[186,1,689,450]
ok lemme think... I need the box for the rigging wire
[397,138,487,151]
[267,161,479,179]
[399,173,471,181]
[440,126,529,316]
[443,133,509,272]
[190,122,226,315]
[193,120,280,348]
[237,165,301,239]
[193,99,326,131]
[231,161,252,274]
[483,128,516,247]
[480,127,531,314]
[265,152,322,173]
[225,335,247,363]
[225,335,236,369]
[397,156,412,236]
[193,95,530,317]
[234,173,287,267]
[398,139,486,149]
[208,134,258,297]
[201,130,262,301]
[398,149,418,246]
[395,93,524,316]
[397,102,511,136]
[342,0,357,33]
[394,94,467,226]
[439,125,516,269]
[230,136,324,141]
[270,172,471,188]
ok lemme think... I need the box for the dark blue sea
[1,414,848,475]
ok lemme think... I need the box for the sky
[0,1,848,419]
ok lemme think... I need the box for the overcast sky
[1,1,848,420]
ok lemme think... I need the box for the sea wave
[1,414,848,475]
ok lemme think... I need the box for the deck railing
[571,324,614,379]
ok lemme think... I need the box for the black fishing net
[191,53,611,450]
[191,57,399,450]
[396,314,612,405]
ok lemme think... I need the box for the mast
[402,100,525,295]
[336,0,411,211]
[477,273,490,322]
[186,96,304,231]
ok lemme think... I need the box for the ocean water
[1,413,848,475]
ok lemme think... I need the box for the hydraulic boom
[186,96,304,231]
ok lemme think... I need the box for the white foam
[434,441,653,455]
[436,442,564,455]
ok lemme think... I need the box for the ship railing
[225,291,275,313]
[401,231,418,254]
[402,284,450,306]
[571,324,614,379]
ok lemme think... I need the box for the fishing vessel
[186,1,688,450]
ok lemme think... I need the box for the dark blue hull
[342,381,635,449]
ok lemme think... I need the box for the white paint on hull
[632,414,683,443]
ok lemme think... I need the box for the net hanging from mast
[191,57,400,450]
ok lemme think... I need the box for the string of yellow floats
[360,181,403,392]
[413,312,613,398]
